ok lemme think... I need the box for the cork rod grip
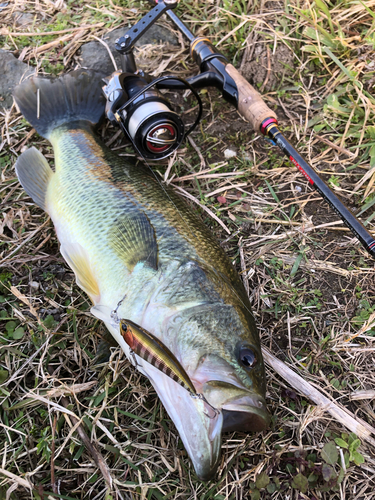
[225,64,277,131]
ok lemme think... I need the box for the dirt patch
[240,37,294,90]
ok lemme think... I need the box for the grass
[1,0,375,498]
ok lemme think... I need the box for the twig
[314,134,354,157]
[205,182,247,198]
[351,390,375,401]
[260,46,271,92]
[33,33,73,55]
[345,311,375,343]
[51,415,57,494]
[188,136,205,169]
[2,339,51,387]
[1,23,105,37]
[174,185,231,234]
[239,238,250,297]
[91,35,118,71]
[60,396,113,488]
[216,18,249,46]
[172,163,228,182]
[262,347,375,447]
[0,218,51,266]
[0,468,32,493]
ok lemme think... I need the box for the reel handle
[225,64,277,131]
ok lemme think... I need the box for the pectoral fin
[61,243,100,304]
[14,147,53,211]
[108,211,158,272]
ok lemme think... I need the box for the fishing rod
[102,0,375,259]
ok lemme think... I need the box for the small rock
[79,25,178,77]
[12,11,35,27]
[295,185,302,192]
[30,281,39,290]
[0,50,35,108]
[224,148,237,159]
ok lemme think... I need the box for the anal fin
[61,242,100,304]
[108,211,158,272]
[14,147,53,211]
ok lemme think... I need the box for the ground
[0,0,375,499]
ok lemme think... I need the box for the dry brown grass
[1,0,375,498]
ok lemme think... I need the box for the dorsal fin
[14,147,53,212]
[108,211,158,271]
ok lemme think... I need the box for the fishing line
[114,119,260,354]
[107,64,261,359]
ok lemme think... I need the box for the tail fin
[13,70,105,139]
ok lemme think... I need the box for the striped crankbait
[119,318,218,416]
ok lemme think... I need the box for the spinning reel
[103,70,190,160]
[102,0,201,160]
[101,0,375,258]
[102,0,237,160]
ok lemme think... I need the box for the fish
[13,69,269,480]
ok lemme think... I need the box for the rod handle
[225,64,277,131]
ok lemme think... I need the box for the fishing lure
[120,318,195,392]
[119,318,218,415]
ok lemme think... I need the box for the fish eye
[121,323,128,332]
[238,347,257,369]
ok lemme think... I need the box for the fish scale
[13,69,269,480]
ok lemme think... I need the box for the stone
[79,24,178,76]
[12,11,35,27]
[224,148,237,159]
[29,281,40,290]
[0,50,35,108]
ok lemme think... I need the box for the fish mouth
[222,398,270,433]
[203,380,270,433]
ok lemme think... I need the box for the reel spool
[103,72,201,161]
[124,87,184,160]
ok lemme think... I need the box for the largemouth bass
[13,70,269,480]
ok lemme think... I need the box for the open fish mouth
[95,322,269,480]
[203,380,270,433]
[222,397,270,433]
